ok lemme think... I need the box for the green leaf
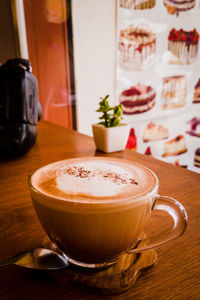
[96,94,124,127]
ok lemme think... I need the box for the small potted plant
[92,95,130,153]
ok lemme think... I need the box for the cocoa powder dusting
[63,166,138,185]
[64,166,91,178]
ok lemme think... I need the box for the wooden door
[23,0,75,129]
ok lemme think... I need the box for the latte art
[32,157,157,202]
[56,162,138,197]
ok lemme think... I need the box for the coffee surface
[31,157,157,202]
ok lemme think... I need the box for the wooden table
[0,121,200,300]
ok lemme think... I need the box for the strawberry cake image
[118,25,156,70]
[163,0,196,16]
[143,122,169,142]
[120,0,156,9]
[119,84,156,114]
[168,28,199,65]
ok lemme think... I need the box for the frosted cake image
[163,0,196,15]
[186,117,200,137]
[193,78,200,103]
[119,25,156,70]
[168,28,199,65]
[143,122,169,142]
[161,75,187,109]
[120,0,156,9]
[119,84,156,114]
[194,147,200,168]
[163,135,187,156]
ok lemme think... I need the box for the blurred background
[0,0,199,172]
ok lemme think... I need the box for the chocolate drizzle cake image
[161,75,187,109]
[120,0,156,9]
[162,135,187,156]
[168,28,199,65]
[119,84,156,114]
[194,147,200,168]
[118,25,156,70]
[193,78,200,103]
[163,0,196,16]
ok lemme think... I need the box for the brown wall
[0,0,17,64]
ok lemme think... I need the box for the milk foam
[32,157,157,201]
[56,162,138,197]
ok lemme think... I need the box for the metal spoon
[0,248,69,270]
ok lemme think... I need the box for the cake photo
[186,117,200,137]
[161,75,187,109]
[118,25,156,70]
[194,147,200,168]
[168,28,199,65]
[163,0,196,16]
[143,122,169,142]
[193,78,200,103]
[120,0,156,9]
[119,84,156,114]
[125,128,137,150]
[163,135,187,156]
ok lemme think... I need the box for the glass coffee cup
[29,157,188,268]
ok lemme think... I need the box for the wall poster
[116,0,200,173]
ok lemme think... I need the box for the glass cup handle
[127,195,188,254]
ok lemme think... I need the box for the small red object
[126,128,137,150]
[145,146,152,156]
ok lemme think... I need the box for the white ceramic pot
[92,123,130,153]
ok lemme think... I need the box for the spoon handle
[0,248,69,270]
